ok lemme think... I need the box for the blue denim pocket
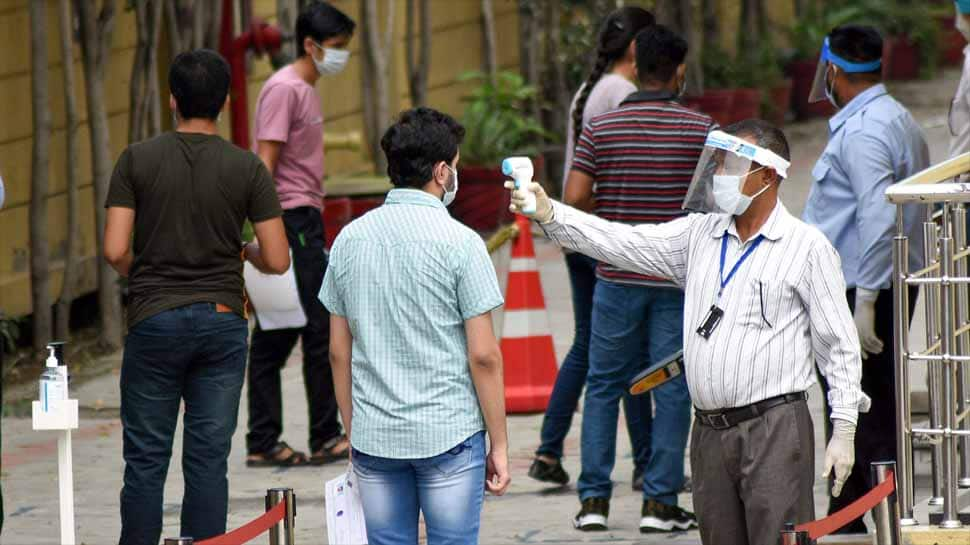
[430,432,484,478]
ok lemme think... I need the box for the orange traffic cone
[500,214,559,413]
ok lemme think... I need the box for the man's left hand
[822,418,856,497]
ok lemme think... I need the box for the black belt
[695,392,807,430]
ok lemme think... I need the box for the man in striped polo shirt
[563,24,715,533]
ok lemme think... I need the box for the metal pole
[163,539,194,545]
[780,523,799,545]
[894,210,916,524]
[952,204,970,488]
[57,430,75,545]
[266,487,296,545]
[939,206,962,528]
[924,220,945,506]
[871,462,902,545]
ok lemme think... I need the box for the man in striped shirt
[509,119,868,545]
[563,25,715,533]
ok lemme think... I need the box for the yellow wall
[0,0,520,318]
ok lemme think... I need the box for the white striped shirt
[541,200,871,423]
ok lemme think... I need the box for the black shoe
[574,497,610,531]
[528,457,569,485]
[639,499,698,533]
[632,466,644,491]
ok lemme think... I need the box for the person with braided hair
[529,6,656,492]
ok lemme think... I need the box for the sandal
[310,435,350,465]
[246,441,308,468]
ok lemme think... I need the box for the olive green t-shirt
[105,131,283,327]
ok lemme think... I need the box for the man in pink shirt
[246,1,355,467]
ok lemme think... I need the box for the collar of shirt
[384,188,447,210]
[710,200,793,243]
[620,89,678,105]
[829,83,888,133]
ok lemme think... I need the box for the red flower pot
[731,88,763,124]
[765,79,793,127]
[684,89,735,126]
[885,34,920,80]
[322,197,353,249]
[937,14,966,66]
[787,59,835,120]
[453,156,544,233]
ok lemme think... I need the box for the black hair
[381,107,466,189]
[635,24,688,86]
[572,7,655,144]
[169,49,230,121]
[828,24,883,79]
[295,1,356,55]
[723,119,791,179]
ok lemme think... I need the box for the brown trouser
[690,399,815,545]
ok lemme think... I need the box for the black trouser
[819,287,916,533]
[246,207,342,455]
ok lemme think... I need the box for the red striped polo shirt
[572,90,715,287]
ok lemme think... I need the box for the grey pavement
[1,68,963,544]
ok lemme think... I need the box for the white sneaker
[573,497,609,531]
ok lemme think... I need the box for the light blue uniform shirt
[803,84,929,290]
[319,188,504,459]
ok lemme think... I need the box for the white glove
[822,418,856,497]
[504,181,554,224]
[853,288,883,360]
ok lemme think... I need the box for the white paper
[326,464,368,545]
[243,254,307,330]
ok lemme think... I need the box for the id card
[696,305,724,339]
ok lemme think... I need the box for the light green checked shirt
[319,188,504,458]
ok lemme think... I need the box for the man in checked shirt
[508,119,869,545]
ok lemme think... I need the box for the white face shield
[682,130,791,214]
[808,36,883,104]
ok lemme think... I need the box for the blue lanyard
[718,234,764,299]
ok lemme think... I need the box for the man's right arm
[465,312,510,496]
[257,140,283,176]
[540,200,693,286]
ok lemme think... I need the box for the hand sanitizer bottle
[39,346,66,413]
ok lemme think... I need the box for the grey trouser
[690,399,815,545]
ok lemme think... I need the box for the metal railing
[887,152,970,528]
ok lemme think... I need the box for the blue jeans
[119,303,248,545]
[536,253,651,470]
[579,281,691,505]
[353,432,486,545]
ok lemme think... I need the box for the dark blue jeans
[119,303,248,545]
[579,281,691,505]
[536,253,651,471]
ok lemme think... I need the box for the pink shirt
[252,64,325,210]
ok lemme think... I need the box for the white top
[541,200,870,423]
[949,45,970,158]
[562,73,638,192]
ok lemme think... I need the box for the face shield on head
[682,130,790,215]
[808,37,883,104]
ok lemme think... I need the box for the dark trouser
[536,252,651,471]
[819,287,915,533]
[247,207,342,455]
[691,400,815,545]
[119,303,248,545]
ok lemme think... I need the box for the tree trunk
[129,0,164,143]
[276,0,298,62]
[658,0,704,94]
[517,0,541,123]
[56,0,82,343]
[76,0,122,351]
[405,0,430,107]
[361,0,395,175]
[30,0,52,353]
[480,0,497,79]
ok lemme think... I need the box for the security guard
[802,24,929,533]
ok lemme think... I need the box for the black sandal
[310,435,351,465]
[246,441,308,468]
[529,457,570,485]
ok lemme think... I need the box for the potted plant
[453,71,553,233]
[684,45,737,126]
[729,51,764,125]
[755,43,792,127]
[855,0,939,80]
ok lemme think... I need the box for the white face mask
[712,167,767,216]
[958,13,970,42]
[442,165,459,207]
[312,43,350,76]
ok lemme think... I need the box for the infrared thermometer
[502,157,536,215]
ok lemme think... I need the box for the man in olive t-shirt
[103,50,290,545]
